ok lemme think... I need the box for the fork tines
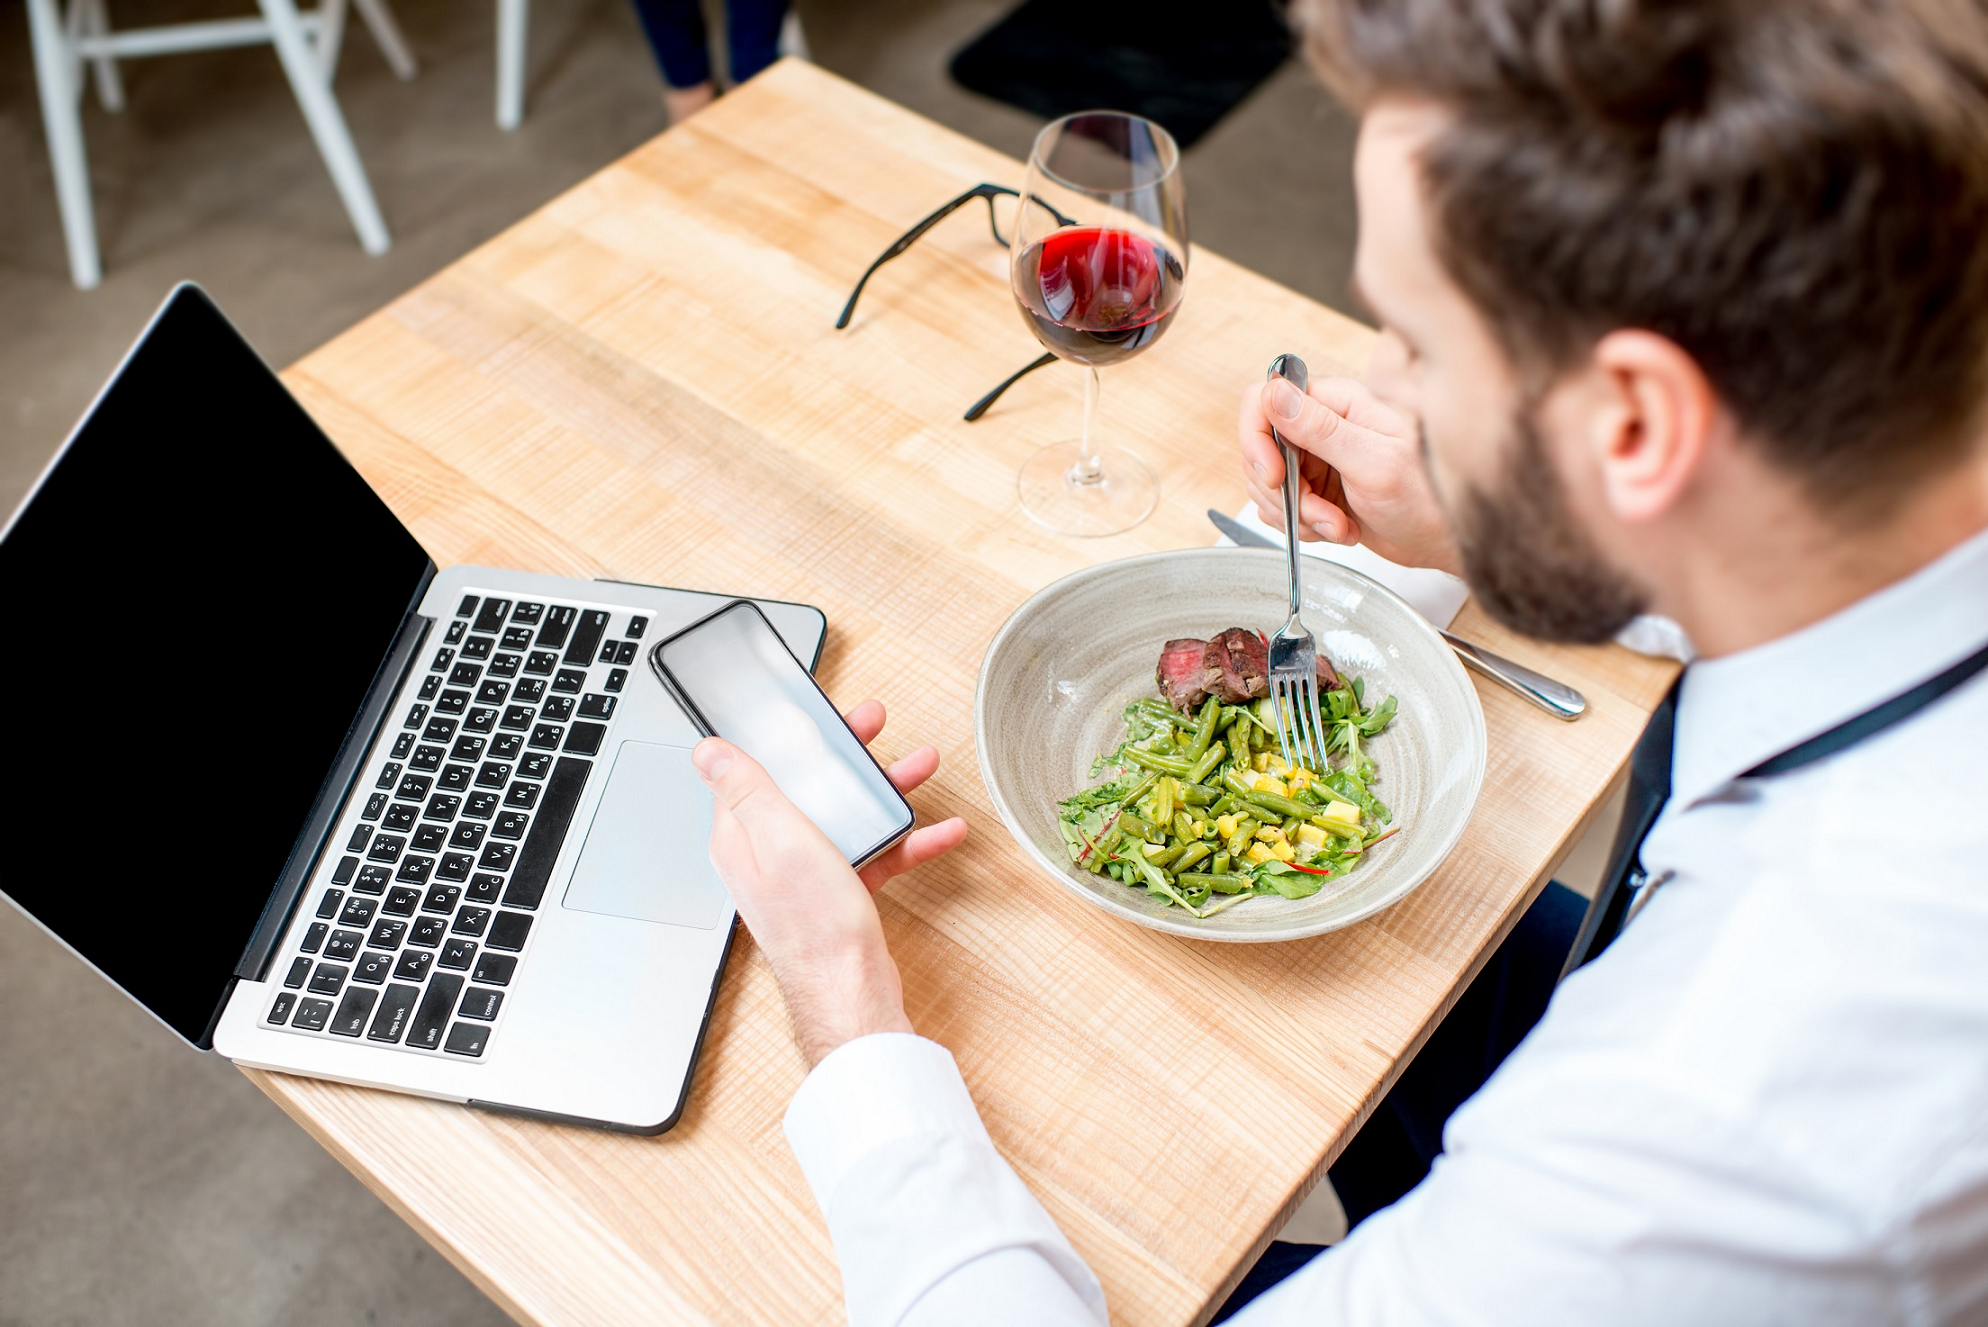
[1269,656,1331,773]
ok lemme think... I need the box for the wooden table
[245,59,1676,1326]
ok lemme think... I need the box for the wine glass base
[1016,441,1159,537]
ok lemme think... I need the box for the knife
[1207,508,1587,720]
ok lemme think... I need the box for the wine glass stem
[1070,366,1103,487]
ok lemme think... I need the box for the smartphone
[649,600,915,868]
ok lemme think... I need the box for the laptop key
[504,783,539,810]
[368,918,407,949]
[461,636,493,661]
[579,694,616,720]
[626,615,647,639]
[564,610,610,667]
[324,930,363,961]
[375,762,403,790]
[489,653,521,679]
[524,650,558,677]
[267,992,296,1024]
[504,757,590,910]
[382,804,416,833]
[403,704,430,730]
[474,598,511,634]
[291,998,332,1032]
[300,924,328,955]
[430,648,455,673]
[467,873,504,905]
[423,717,458,743]
[491,733,524,760]
[423,794,461,823]
[540,695,574,722]
[333,852,360,881]
[409,916,447,947]
[367,984,420,1043]
[409,976,465,1050]
[345,824,372,852]
[394,950,434,983]
[390,733,414,761]
[396,855,435,886]
[552,669,586,694]
[422,884,462,914]
[449,661,482,687]
[353,951,393,985]
[605,668,627,693]
[329,986,378,1037]
[615,641,639,666]
[417,676,440,702]
[464,792,499,819]
[439,938,477,970]
[450,735,488,763]
[396,773,432,801]
[512,678,546,703]
[410,744,444,772]
[501,626,534,651]
[443,1022,488,1057]
[383,887,421,916]
[453,907,491,937]
[438,763,473,793]
[488,912,533,951]
[528,724,564,750]
[457,595,479,619]
[598,638,619,665]
[499,705,535,731]
[337,896,376,927]
[362,792,388,821]
[445,620,465,645]
[471,953,516,985]
[478,843,516,872]
[355,864,392,894]
[477,680,511,705]
[434,690,468,716]
[493,811,529,840]
[465,708,498,734]
[438,853,474,882]
[308,962,347,995]
[411,825,447,853]
[512,601,544,625]
[459,987,504,1022]
[315,890,344,919]
[475,762,511,789]
[284,956,312,987]
[449,821,485,850]
[564,723,606,756]
[517,753,552,780]
[536,606,575,650]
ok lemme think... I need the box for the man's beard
[1443,410,1649,644]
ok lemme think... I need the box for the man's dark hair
[1298,0,1988,513]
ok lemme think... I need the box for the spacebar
[502,756,593,910]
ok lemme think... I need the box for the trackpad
[561,742,730,930]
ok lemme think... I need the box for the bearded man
[688,1,1988,1321]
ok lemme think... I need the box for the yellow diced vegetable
[1254,775,1291,797]
[1244,842,1278,865]
[1142,841,1169,859]
[1252,751,1274,773]
[1296,824,1328,849]
[1287,766,1316,791]
[1273,840,1296,862]
[1215,814,1239,839]
[1318,800,1362,831]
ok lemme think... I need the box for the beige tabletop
[245,59,1678,1326]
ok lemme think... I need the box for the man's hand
[1239,374,1463,576]
[692,700,968,1067]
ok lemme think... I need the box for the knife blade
[1207,508,1587,720]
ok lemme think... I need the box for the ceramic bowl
[974,547,1486,942]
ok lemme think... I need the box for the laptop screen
[0,286,433,1047]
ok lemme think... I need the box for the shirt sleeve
[783,1033,1108,1327]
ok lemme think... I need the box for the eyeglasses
[835,183,1076,421]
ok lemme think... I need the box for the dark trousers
[630,0,788,89]
[1212,881,1589,1322]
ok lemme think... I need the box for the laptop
[0,284,824,1133]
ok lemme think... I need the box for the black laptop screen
[0,287,433,1046]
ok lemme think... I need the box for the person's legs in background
[629,0,791,123]
[1212,881,1590,1322]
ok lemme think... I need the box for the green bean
[1179,781,1221,806]
[1117,811,1159,840]
[1131,699,1191,727]
[1187,741,1225,786]
[1124,747,1195,776]
[1213,850,1231,874]
[1209,794,1241,817]
[1178,871,1255,894]
[1173,811,1199,842]
[1224,817,1259,856]
[1185,696,1221,760]
[1144,844,1183,870]
[1222,769,1257,799]
[1117,772,1158,807]
[1245,790,1317,821]
[1174,842,1213,873]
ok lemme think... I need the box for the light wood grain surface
[243,60,1678,1326]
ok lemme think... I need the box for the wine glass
[1010,111,1189,537]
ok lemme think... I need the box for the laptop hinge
[233,568,437,983]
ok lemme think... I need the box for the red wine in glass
[1013,227,1186,368]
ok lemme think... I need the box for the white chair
[492,4,807,130]
[25,0,413,289]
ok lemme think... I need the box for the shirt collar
[1671,526,1988,807]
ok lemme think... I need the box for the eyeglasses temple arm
[964,352,1059,422]
[836,184,1020,330]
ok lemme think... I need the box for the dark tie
[1561,678,1679,977]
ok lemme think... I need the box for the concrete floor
[0,3,1380,1321]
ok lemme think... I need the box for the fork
[1264,353,1331,771]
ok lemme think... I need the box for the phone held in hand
[649,600,915,869]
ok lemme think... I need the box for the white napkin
[1218,504,1696,662]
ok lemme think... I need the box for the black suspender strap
[1565,634,1988,976]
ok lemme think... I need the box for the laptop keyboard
[260,592,649,1059]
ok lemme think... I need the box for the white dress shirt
[784,528,1988,1326]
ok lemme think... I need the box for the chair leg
[81,0,124,112]
[26,0,102,287]
[314,0,347,78]
[494,0,525,129]
[350,0,416,81]
[258,0,391,253]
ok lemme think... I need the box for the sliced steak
[1156,637,1210,713]
[1202,628,1270,704]
[1315,652,1341,691]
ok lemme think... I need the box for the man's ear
[1581,330,1719,524]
